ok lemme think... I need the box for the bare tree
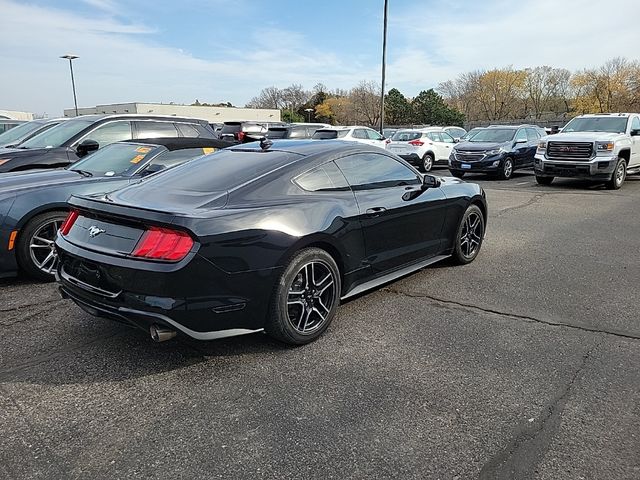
[349,80,381,126]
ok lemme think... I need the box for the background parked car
[387,127,456,172]
[459,127,484,142]
[266,123,330,140]
[443,126,467,141]
[218,121,285,143]
[0,119,25,134]
[311,126,387,148]
[0,136,233,281]
[0,114,215,173]
[449,125,546,179]
[55,140,486,345]
[0,118,66,148]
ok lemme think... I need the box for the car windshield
[20,119,92,149]
[469,129,515,143]
[461,128,483,140]
[0,121,45,145]
[562,117,628,134]
[69,143,160,177]
[391,131,422,141]
[312,130,348,140]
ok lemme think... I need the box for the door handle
[366,207,387,217]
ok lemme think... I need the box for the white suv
[386,127,456,171]
[312,126,387,149]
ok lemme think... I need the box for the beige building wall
[64,103,281,122]
[0,109,34,120]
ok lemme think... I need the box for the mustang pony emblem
[88,226,106,238]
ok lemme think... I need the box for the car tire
[497,157,514,180]
[421,153,434,172]
[605,158,626,190]
[266,247,341,345]
[16,210,68,281]
[451,204,484,265]
[536,175,554,185]
[450,170,465,178]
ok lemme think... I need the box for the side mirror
[76,139,99,157]
[514,139,527,145]
[421,174,441,190]
[631,129,640,137]
[141,163,166,176]
[454,138,460,143]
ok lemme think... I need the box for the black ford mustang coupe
[55,140,487,345]
[0,137,232,280]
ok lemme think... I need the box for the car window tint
[440,132,455,143]
[366,129,382,140]
[289,127,308,139]
[136,121,179,138]
[335,153,420,190]
[295,162,350,192]
[631,117,640,131]
[427,132,441,142]
[515,129,528,142]
[84,121,132,147]
[352,129,367,139]
[176,123,200,137]
[526,128,540,142]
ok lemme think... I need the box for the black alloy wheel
[16,210,68,281]
[266,248,341,345]
[452,204,484,265]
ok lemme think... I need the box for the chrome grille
[455,151,486,162]
[547,141,593,160]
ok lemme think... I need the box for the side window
[289,127,308,139]
[83,121,132,147]
[136,121,179,139]
[352,129,368,139]
[176,123,201,137]
[295,161,349,192]
[526,128,540,142]
[631,117,640,131]
[440,132,455,143]
[335,153,421,190]
[366,129,383,140]
[515,129,528,143]
[148,147,212,169]
[426,132,438,142]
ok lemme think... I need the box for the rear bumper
[55,242,282,339]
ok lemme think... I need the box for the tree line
[219,56,640,127]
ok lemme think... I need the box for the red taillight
[235,131,246,142]
[59,210,79,236]
[131,227,194,261]
[385,138,391,144]
[408,139,424,146]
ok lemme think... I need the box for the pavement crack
[477,346,595,480]
[0,297,64,313]
[495,193,544,217]
[383,289,640,341]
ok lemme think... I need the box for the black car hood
[0,146,51,158]
[0,168,94,194]
[454,141,508,151]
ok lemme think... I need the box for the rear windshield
[20,119,93,148]
[220,123,242,133]
[562,116,628,134]
[391,131,422,141]
[134,148,302,193]
[267,128,288,139]
[312,130,348,140]
[468,128,516,143]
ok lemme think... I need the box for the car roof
[230,139,385,157]
[65,114,208,123]
[121,137,235,151]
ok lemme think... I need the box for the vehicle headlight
[537,141,547,152]
[596,141,614,152]
[486,148,504,155]
[0,159,11,166]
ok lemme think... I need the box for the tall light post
[379,0,389,134]
[304,108,314,123]
[60,54,79,116]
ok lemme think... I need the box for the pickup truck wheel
[536,175,553,185]
[606,158,626,190]
[421,153,434,172]
[497,158,514,180]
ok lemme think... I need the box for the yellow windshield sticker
[202,147,217,154]
[130,154,146,164]
[136,146,152,153]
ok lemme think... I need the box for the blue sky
[0,0,638,116]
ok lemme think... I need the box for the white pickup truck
[534,113,640,189]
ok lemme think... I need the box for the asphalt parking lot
[1,170,639,480]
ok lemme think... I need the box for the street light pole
[60,54,79,116]
[379,0,389,135]
[304,108,314,123]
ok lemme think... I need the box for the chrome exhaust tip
[150,324,177,342]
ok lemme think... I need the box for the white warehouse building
[63,102,281,123]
